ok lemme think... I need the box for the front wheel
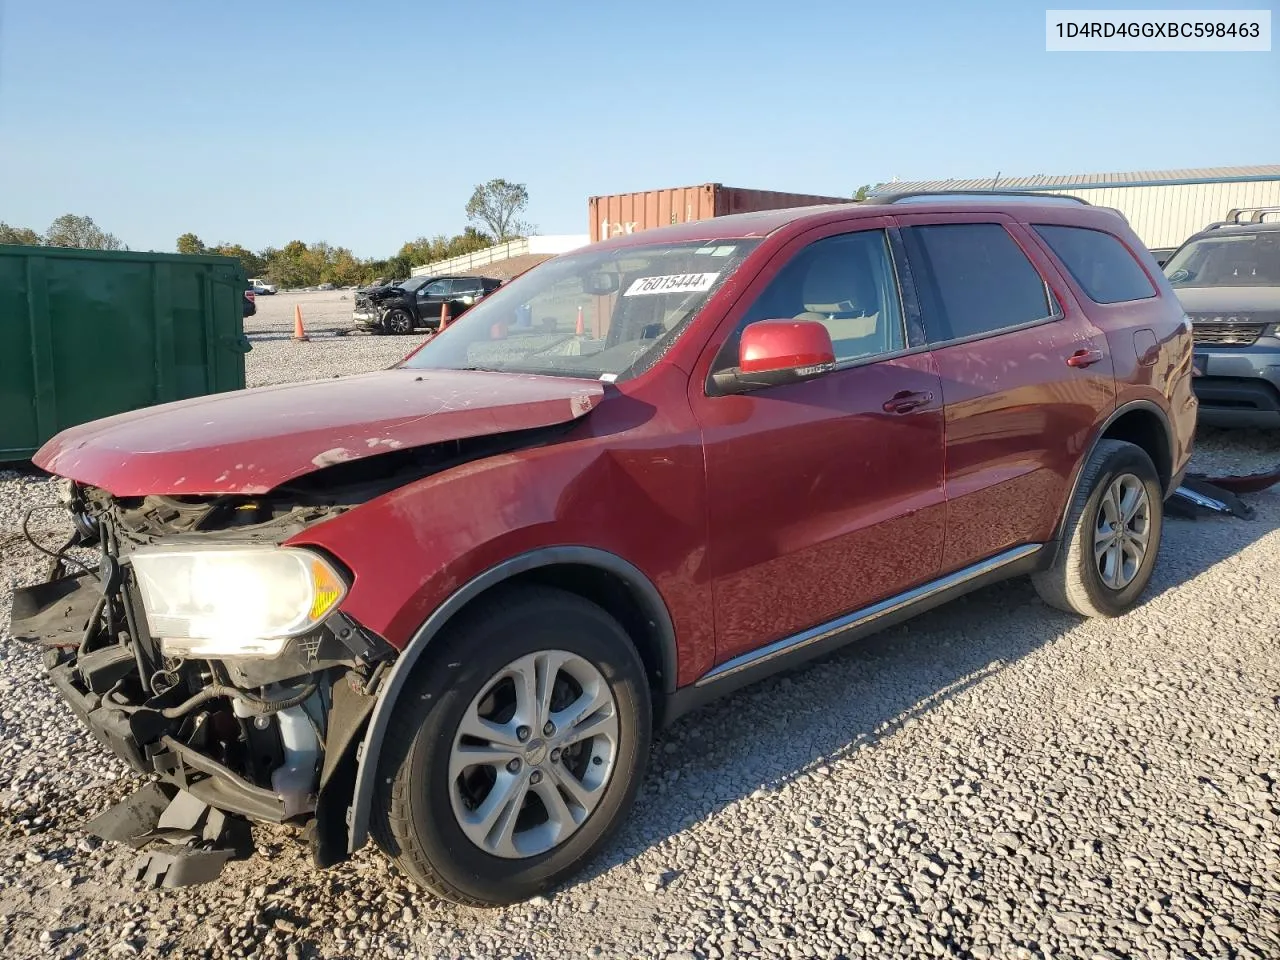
[1032,439,1164,617]
[370,586,652,906]
[383,309,414,335]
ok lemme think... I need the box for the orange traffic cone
[439,301,449,331]
[292,304,309,342]
[575,305,584,336]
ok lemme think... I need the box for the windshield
[1164,233,1280,288]
[394,276,429,292]
[402,239,760,380]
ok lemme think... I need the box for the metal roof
[871,165,1280,195]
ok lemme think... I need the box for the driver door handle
[883,390,934,414]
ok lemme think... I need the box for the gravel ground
[247,290,364,337]
[1,342,1278,959]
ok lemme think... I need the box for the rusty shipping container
[589,183,850,242]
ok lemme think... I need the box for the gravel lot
[1,340,1278,959]
[247,290,366,337]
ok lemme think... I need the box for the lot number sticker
[623,272,720,297]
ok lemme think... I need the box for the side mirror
[711,320,836,394]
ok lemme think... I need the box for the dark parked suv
[353,274,502,334]
[1164,206,1280,427]
[13,193,1195,906]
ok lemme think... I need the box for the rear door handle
[882,390,934,414]
[1066,348,1104,368]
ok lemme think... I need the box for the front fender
[340,545,678,855]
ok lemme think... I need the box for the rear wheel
[370,586,651,906]
[1032,439,1164,617]
[383,309,414,334]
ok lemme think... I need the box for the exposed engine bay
[9,478,397,887]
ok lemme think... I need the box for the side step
[82,783,253,888]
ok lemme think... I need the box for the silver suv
[1165,206,1280,427]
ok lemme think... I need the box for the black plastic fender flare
[1048,398,1177,562]
[345,545,679,854]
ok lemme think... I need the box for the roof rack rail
[1220,205,1280,225]
[871,189,1091,206]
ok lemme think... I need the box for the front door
[691,223,948,663]
[417,279,452,327]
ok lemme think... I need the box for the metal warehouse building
[870,165,1280,250]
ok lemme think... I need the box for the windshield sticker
[623,272,720,297]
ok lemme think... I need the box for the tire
[383,309,414,335]
[370,585,652,906]
[1032,439,1164,618]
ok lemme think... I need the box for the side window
[902,223,1053,343]
[421,280,449,297]
[1033,224,1157,304]
[718,230,905,367]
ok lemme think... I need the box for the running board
[662,543,1045,725]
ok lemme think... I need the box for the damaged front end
[9,483,394,888]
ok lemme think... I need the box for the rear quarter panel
[1022,211,1196,483]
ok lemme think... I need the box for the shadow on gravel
[573,496,1280,890]
[246,330,356,342]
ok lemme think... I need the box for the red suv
[13,193,1195,905]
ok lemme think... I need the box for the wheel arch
[1050,399,1175,558]
[345,545,678,854]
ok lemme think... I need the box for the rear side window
[1034,224,1156,304]
[901,223,1053,343]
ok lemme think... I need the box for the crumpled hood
[1173,285,1280,316]
[34,369,604,496]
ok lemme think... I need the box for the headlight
[131,545,346,659]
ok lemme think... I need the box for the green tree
[210,243,266,277]
[0,222,43,245]
[176,233,206,255]
[853,184,870,201]
[465,179,532,243]
[264,240,313,289]
[44,213,125,250]
[383,254,412,281]
[323,247,365,287]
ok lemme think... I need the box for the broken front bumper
[10,567,385,885]
[16,572,295,822]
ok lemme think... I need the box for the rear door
[690,219,948,663]
[451,277,485,312]
[895,215,1115,572]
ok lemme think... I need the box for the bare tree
[465,179,533,243]
[44,214,125,250]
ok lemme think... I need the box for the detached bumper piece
[1169,476,1257,520]
[83,782,253,888]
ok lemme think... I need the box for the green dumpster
[0,245,251,462]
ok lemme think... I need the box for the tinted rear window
[1034,224,1156,304]
[902,223,1052,342]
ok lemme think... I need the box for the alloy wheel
[1094,473,1151,590]
[448,650,619,859]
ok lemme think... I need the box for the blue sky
[1,0,1275,257]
